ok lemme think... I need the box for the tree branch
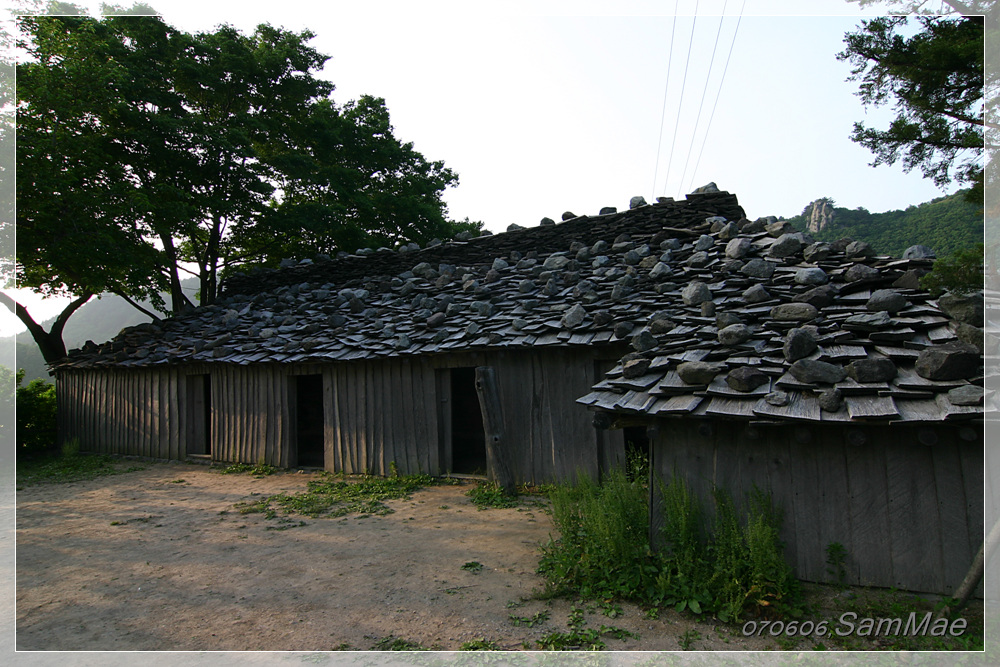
[109,289,163,321]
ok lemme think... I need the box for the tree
[838,14,988,202]
[11,14,468,363]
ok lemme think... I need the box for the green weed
[825,542,848,588]
[17,451,144,487]
[467,482,518,509]
[218,460,278,477]
[508,611,550,628]
[461,561,484,573]
[678,629,700,650]
[536,628,606,651]
[370,636,429,651]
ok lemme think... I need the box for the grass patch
[508,611,550,628]
[461,561,484,573]
[370,636,431,651]
[466,482,519,509]
[17,451,145,487]
[234,471,437,519]
[218,461,278,477]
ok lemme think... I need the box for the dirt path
[16,462,774,651]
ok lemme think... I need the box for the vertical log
[474,366,515,495]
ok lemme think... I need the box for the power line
[685,0,745,196]
[661,0,698,199]
[650,1,679,201]
[676,0,727,198]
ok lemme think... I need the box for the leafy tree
[920,242,985,295]
[838,14,988,202]
[10,14,469,363]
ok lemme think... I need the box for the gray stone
[843,311,891,331]
[818,388,843,412]
[716,312,742,329]
[765,391,790,407]
[846,358,898,383]
[719,222,739,240]
[769,233,804,258]
[259,328,276,339]
[395,334,412,350]
[783,327,818,361]
[915,341,981,380]
[938,293,984,327]
[519,279,537,293]
[470,301,493,317]
[794,285,837,309]
[611,282,632,301]
[426,312,446,328]
[592,255,612,268]
[743,284,772,304]
[561,304,587,329]
[613,322,635,339]
[719,323,751,346]
[622,357,652,379]
[948,384,985,406]
[844,264,880,282]
[726,366,770,392]
[465,322,481,337]
[765,220,793,237]
[632,330,657,352]
[726,237,752,259]
[677,361,722,385]
[803,243,832,262]
[599,206,617,215]
[540,217,556,226]
[593,310,614,327]
[739,258,776,280]
[576,248,591,262]
[705,215,728,227]
[624,249,642,265]
[770,303,819,321]
[691,182,719,194]
[686,252,710,268]
[789,359,847,384]
[591,240,610,254]
[845,241,874,260]
[561,211,577,221]
[956,323,984,352]
[649,262,672,280]
[485,269,501,283]
[543,255,571,270]
[892,269,927,290]
[682,281,713,306]
[629,195,648,209]
[506,223,525,233]
[512,318,528,331]
[701,301,716,317]
[903,244,936,259]
[661,238,682,251]
[649,318,674,335]
[867,289,908,313]
[492,257,509,271]
[795,267,828,285]
[695,235,715,252]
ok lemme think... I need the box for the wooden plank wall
[651,419,984,596]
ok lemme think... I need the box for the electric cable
[661,0,699,198]
[650,1,680,201]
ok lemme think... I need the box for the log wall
[650,419,984,596]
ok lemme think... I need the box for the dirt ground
[14,461,794,652]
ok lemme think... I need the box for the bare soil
[15,461,783,651]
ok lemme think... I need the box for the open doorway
[623,426,649,481]
[450,367,487,475]
[185,374,211,457]
[294,374,325,468]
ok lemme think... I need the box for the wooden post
[474,366,516,496]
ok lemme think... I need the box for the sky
[1,0,979,336]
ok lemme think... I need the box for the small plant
[601,602,623,619]
[461,561,484,573]
[825,542,848,589]
[643,607,660,620]
[536,628,606,651]
[678,629,700,650]
[370,636,428,651]
[17,451,144,487]
[219,460,277,477]
[459,638,501,650]
[508,611,550,627]
[467,482,518,509]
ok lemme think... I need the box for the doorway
[623,425,650,481]
[185,374,211,457]
[294,374,325,468]
[449,367,487,474]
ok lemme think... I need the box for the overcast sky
[2,0,977,336]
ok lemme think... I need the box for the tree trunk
[944,516,1000,615]
[0,292,92,364]
[474,366,516,496]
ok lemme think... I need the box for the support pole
[474,366,516,496]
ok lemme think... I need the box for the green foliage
[508,611,550,627]
[826,542,849,589]
[15,369,57,455]
[461,561,484,573]
[218,461,278,477]
[370,636,430,651]
[467,481,519,509]
[538,471,801,622]
[234,471,436,519]
[786,190,983,258]
[920,243,984,296]
[838,15,985,199]
[16,448,144,487]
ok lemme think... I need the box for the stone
[506,223,525,233]
[695,235,715,252]
[903,244,936,260]
[465,322,481,337]
[818,388,843,412]
[743,284,772,304]
[844,264,880,282]
[789,359,847,384]
[561,211,577,221]
[576,248,592,262]
[948,384,985,406]
[622,357,652,379]
[795,285,837,309]
[726,366,770,392]
[624,249,642,265]
[691,182,720,194]
[599,206,617,215]
[512,318,528,330]
[649,262,672,280]
[938,293,984,327]
[649,318,674,335]
[765,391,790,407]
[783,327,818,361]
[540,217,556,226]
[795,267,828,285]
[613,322,635,339]
[632,330,657,352]
[700,301,715,317]
[769,233,804,258]
[706,215,728,227]
[845,240,874,260]
[846,358,898,383]
[956,323,984,352]
[739,258,775,280]
[716,312,742,329]
[726,237,752,259]
[677,361,722,385]
[519,279,537,293]
[843,311,891,331]
[491,258,509,271]
[395,334,412,350]
[719,323,751,346]
[543,255,571,271]
[485,268,501,283]
[629,195,648,209]
[259,328,276,339]
[915,341,981,380]
[561,304,587,329]
[867,289,907,313]
[803,242,831,262]
[681,281,713,306]
[426,312,446,328]
[591,240,610,253]
[892,269,926,290]
[593,310,614,327]
[770,303,819,321]
[686,252,710,268]
[611,282,631,301]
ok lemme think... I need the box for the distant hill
[785,190,984,258]
[2,280,198,382]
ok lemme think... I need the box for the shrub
[16,371,58,456]
[920,243,984,296]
